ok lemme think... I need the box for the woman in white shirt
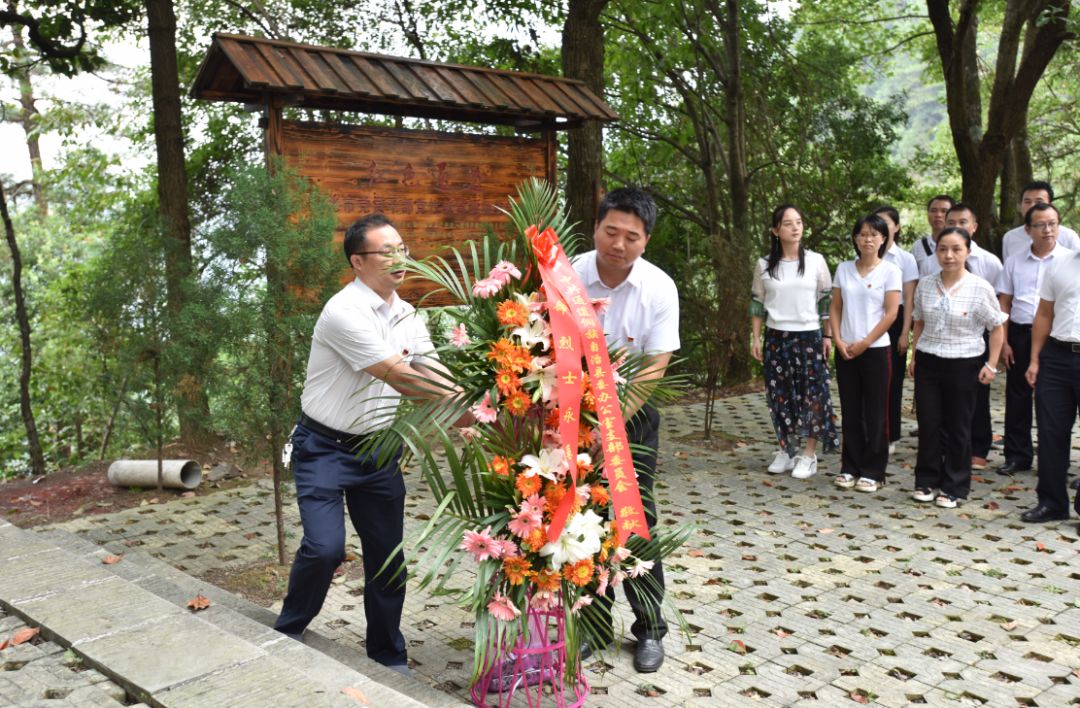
[830,215,902,493]
[751,205,839,480]
[909,227,1007,508]
[873,206,920,453]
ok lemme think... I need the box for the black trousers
[886,304,907,443]
[971,332,993,458]
[835,346,891,482]
[1034,340,1080,515]
[1003,323,1035,467]
[914,351,981,498]
[274,423,408,666]
[586,403,667,643]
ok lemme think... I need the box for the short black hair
[936,226,971,250]
[927,194,955,210]
[1024,202,1059,226]
[344,213,394,264]
[596,187,657,235]
[946,202,977,220]
[851,214,890,258]
[1021,181,1054,203]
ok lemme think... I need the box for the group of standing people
[751,182,1080,517]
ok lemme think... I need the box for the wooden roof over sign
[190,33,618,130]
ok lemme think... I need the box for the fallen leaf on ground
[101,554,123,565]
[674,451,689,460]
[850,690,870,704]
[180,491,196,498]
[762,480,774,487]
[1036,542,1048,552]
[728,639,747,655]
[243,532,258,540]
[687,548,705,558]
[741,554,757,562]
[344,551,359,562]
[186,595,211,611]
[818,528,834,534]
[341,686,370,704]
[972,475,987,483]
[8,627,40,647]
[983,501,1000,510]
[1001,620,1018,631]
[774,629,791,638]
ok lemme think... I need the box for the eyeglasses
[1030,222,1059,231]
[355,245,410,258]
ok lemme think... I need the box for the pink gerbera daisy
[489,260,522,284]
[472,278,502,298]
[472,391,498,424]
[460,526,505,562]
[487,592,521,622]
[450,323,471,347]
[508,496,544,538]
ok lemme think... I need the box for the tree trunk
[927,0,1071,255]
[145,0,209,443]
[562,0,609,234]
[9,14,47,217]
[1,183,47,476]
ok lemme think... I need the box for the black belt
[1050,338,1080,354]
[298,412,372,446]
[1009,322,1033,330]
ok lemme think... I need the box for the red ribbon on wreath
[528,225,650,546]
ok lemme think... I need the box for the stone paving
[46,383,1080,706]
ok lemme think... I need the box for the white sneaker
[888,442,896,455]
[768,450,795,474]
[791,455,818,479]
[912,487,935,502]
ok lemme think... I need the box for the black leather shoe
[633,638,665,672]
[997,460,1032,476]
[1070,477,1080,491]
[579,638,614,661]
[1020,505,1069,523]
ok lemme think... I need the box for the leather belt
[298,412,371,446]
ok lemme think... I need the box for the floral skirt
[763,328,839,454]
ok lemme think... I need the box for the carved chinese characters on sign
[280,122,552,303]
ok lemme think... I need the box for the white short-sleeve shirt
[1002,224,1080,263]
[885,244,919,285]
[1040,250,1080,343]
[918,240,1003,288]
[996,244,1072,325]
[913,272,1007,359]
[573,251,680,355]
[750,251,832,332]
[300,278,435,434]
[911,235,936,272]
[834,260,902,348]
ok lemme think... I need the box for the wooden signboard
[279,120,554,304]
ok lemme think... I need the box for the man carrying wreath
[572,187,680,673]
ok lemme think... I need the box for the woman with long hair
[830,215,901,493]
[873,206,919,453]
[909,227,1006,508]
[751,205,839,479]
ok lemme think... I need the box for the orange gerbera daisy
[503,556,534,586]
[577,423,596,449]
[522,527,547,552]
[533,567,561,592]
[488,338,532,373]
[590,484,609,506]
[599,534,616,563]
[504,389,532,417]
[490,455,512,477]
[496,299,529,328]
[580,374,595,411]
[495,368,521,396]
[516,472,542,497]
[545,408,560,428]
[563,558,595,587]
[543,481,569,514]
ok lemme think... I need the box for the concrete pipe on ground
[107,460,202,491]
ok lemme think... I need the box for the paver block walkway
[39,385,1080,706]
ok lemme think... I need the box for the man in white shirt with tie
[997,203,1072,478]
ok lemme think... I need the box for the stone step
[1,518,466,707]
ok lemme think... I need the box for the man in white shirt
[923,204,1004,469]
[573,187,679,673]
[1001,181,1080,263]
[1022,248,1080,523]
[911,194,955,272]
[997,204,1072,477]
[275,214,466,674]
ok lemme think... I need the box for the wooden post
[264,96,284,167]
[544,129,558,190]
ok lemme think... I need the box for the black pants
[1003,324,1035,467]
[274,423,408,666]
[914,351,981,498]
[886,304,907,443]
[836,346,891,482]
[1034,340,1080,515]
[586,403,667,643]
[971,332,992,458]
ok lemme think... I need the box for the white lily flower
[521,360,557,402]
[512,314,551,351]
[519,447,568,482]
[539,509,606,567]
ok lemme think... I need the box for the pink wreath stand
[470,600,589,708]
